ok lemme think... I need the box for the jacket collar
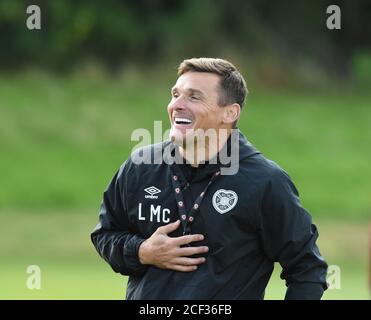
[163,129,260,182]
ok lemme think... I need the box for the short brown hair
[177,57,248,108]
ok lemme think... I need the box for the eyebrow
[171,87,205,97]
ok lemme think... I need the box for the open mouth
[174,117,193,125]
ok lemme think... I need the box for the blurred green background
[0,0,370,299]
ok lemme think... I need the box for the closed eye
[171,88,179,98]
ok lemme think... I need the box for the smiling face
[168,72,228,147]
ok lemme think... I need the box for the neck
[179,128,231,167]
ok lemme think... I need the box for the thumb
[157,220,180,234]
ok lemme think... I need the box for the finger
[172,256,206,266]
[156,220,180,234]
[168,265,199,272]
[171,234,204,246]
[175,246,209,257]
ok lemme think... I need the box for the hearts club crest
[212,189,238,214]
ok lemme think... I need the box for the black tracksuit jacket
[91,130,328,299]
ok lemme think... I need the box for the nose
[168,96,187,113]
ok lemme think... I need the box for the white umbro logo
[144,186,161,199]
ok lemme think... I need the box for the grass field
[0,72,370,299]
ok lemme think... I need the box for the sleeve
[258,168,328,300]
[90,161,148,276]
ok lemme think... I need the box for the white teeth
[174,117,192,124]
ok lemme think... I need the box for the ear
[222,103,240,126]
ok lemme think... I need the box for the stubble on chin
[170,129,188,150]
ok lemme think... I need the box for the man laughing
[91,58,328,299]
